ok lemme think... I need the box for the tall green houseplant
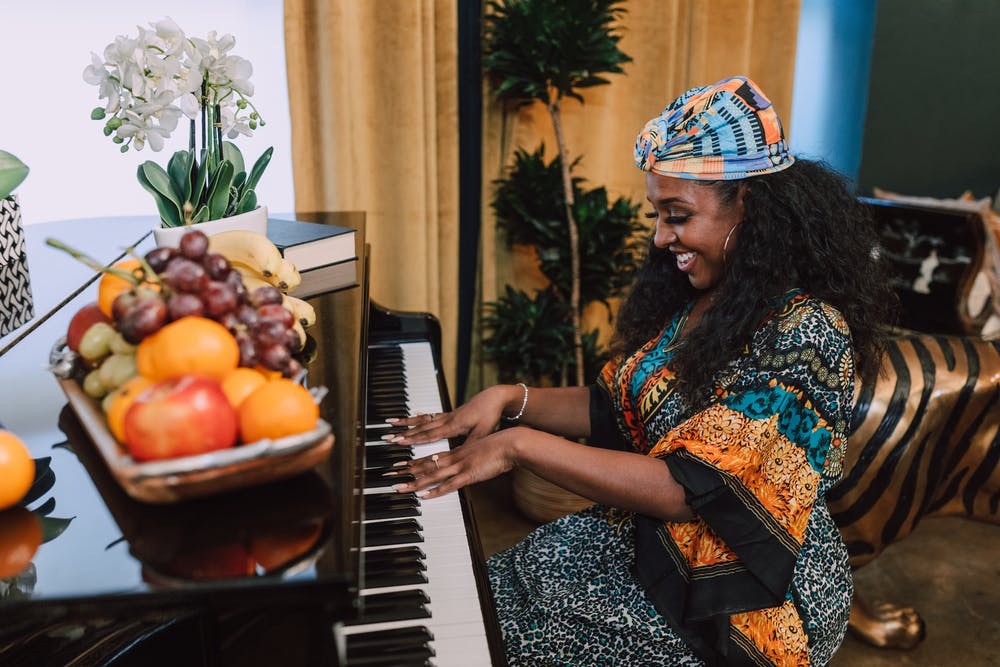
[482,0,638,387]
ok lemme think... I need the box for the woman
[387,76,896,665]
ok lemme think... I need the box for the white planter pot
[0,195,34,337]
[152,206,269,248]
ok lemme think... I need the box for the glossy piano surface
[0,213,366,643]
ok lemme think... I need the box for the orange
[136,316,239,381]
[97,259,148,318]
[239,379,319,443]
[219,367,268,410]
[105,376,155,443]
[0,431,34,511]
[0,508,42,578]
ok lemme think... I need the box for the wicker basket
[511,467,594,523]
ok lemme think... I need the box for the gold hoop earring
[722,221,741,264]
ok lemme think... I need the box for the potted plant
[0,150,34,337]
[482,0,641,521]
[83,18,272,247]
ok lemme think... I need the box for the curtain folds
[284,0,460,391]
[283,0,799,401]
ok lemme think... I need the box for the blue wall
[789,0,877,181]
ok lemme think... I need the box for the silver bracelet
[503,383,529,422]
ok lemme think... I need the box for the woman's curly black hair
[610,158,899,406]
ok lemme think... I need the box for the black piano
[0,212,505,666]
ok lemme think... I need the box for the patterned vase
[0,195,34,337]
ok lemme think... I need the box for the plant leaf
[221,141,246,177]
[38,516,74,544]
[0,150,29,199]
[136,163,182,227]
[166,150,192,204]
[236,189,257,215]
[206,160,235,220]
[244,146,273,194]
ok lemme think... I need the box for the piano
[0,212,506,666]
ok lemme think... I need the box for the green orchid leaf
[221,141,246,177]
[166,150,191,204]
[136,163,182,227]
[236,189,257,215]
[0,150,29,199]
[206,160,235,220]
[232,171,247,193]
[190,153,208,209]
[38,515,74,544]
[244,146,273,194]
[191,204,210,224]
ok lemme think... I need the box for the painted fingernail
[389,436,404,443]
[392,461,408,468]
[392,483,410,492]
[382,471,398,477]
[385,418,399,424]
[417,491,430,498]
[381,434,396,441]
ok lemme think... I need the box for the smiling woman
[386,75,899,666]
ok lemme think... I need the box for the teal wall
[790,0,877,181]
[857,0,1000,198]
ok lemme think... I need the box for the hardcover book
[266,217,357,271]
[287,257,359,299]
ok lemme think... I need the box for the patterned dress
[488,291,854,666]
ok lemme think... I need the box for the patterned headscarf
[634,75,793,180]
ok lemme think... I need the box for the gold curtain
[284,0,460,391]
[469,0,801,396]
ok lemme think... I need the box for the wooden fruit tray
[50,340,334,504]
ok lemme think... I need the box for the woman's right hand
[384,384,522,446]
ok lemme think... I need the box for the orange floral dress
[598,290,854,665]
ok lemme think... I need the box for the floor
[467,473,1000,666]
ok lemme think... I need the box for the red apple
[123,374,238,461]
[66,302,112,352]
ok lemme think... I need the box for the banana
[208,230,283,278]
[283,293,316,328]
[272,259,302,292]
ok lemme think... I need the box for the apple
[123,374,238,461]
[66,302,112,353]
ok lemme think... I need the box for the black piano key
[364,567,428,590]
[355,590,431,624]
[346,624,433,650]
[347,647,434,666]
[365,518,423,547]
[365,446,413,466]
[365,473,414,489]
[363,545,426,565]
[366,492,419,508]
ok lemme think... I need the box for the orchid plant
[83,18,272,227]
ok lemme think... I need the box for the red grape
[234,331,257,367]
[258,343,291,371]
[257,303,295,329]
[179,230,209,261]
[118,295,168,343]
[167,292,205,320]
[236,305,260,327]
[201,281,238,318]
[284,327,302,352]
[144,247,176,273]
[253,319,288,347]
[248,285,283,308]
[162,257,208,293]
[218,311,242,333]
[202,252,231,280]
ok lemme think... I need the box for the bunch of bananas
[207,230,317,344]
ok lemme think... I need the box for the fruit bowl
[49,338,334,504]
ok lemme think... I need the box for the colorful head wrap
[634,75,793,180]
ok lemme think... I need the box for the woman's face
[645,172,744,292]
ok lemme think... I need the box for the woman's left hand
[388,428,520,500]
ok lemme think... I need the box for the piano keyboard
[339,341,494,667]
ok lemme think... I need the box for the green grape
[109,331,137,355]
[98,353,138,391]
[101,391,117,414]
[83,369,107,398]
[78,322,116,361]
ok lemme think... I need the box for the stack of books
[266,217,358,298]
